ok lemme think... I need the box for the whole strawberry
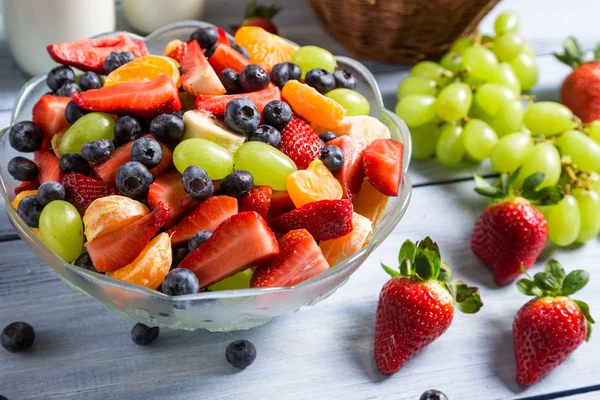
[375,237,482,375]
[514,260,594,385]
[235,1,280,35]
[471,170,562,286]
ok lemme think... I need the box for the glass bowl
[0,21,412,332]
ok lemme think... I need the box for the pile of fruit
[7,24,404,294]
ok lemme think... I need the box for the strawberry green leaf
[452,281,483,314]
[562,270,590,295]
[532,186,563,206]
[545,259,566,285]
[534,272,561,294]
[572,299,594,341]
[399,239,417,264]
[474,175,504,198]
[595,43,600,61]
[438,262,453,283]
[381,262,400,278]
[517,278,543,297]
[500,173,510,195]
[399,259,412,276]
[415,252,435,281]
[554,37,587,69]
[508,167,521,188]
[522,172,547,199]
[586,320,593,342]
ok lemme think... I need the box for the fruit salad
[7,25,404,295]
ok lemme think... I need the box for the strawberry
[251,229,328,287]
[215,27,230,47]
[269,199,353,241]
[166,41,188,64]
[178,211,279,288]
[148,170,196,228]
[328,135,366,200]
[14,180,40,195]
[209,43,251,75]
[513,260,594,386]
[32,95,70,144]
[235,1,280,35]
[181,40,226,97]
[73,74,181,118]
[85,202,169,272]
[362,139,403,196]
[239,186,272,218]
[269,190,295,218]
[375,237,482,375]
[33,150,62,184]
[278,115,322,169]
[47,33,148,74]
[61,173,119,215]
[195,84,279,115]
[167,195,238,245]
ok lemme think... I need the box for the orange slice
[353,179,389,226]
[287,159,343,207]
[234,26,297,71]
[104,55,181,87]
[12,190,38,209]
[164,39,183,56]
[83,195,149,242]
[319,212,373,265]
[282,80,346,130]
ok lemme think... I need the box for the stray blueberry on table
[131,137,163,169]
[231,43,250,59]
[305,68,335,94]
[320,145,344,172]
[36,181,65,207]
[270,62,301,89]
[190,26,218,49]
[240,64,270,92]
[161,268,200,296]
[46,65,75,91]
[103,51,135,74]
[219,68,243,94]
[150,113,185,142]
[81,139,114,163]
[130,323,159,346]
[8,156,38,181]
[182,165,214,202]
[226,340,257,370]
[17,196,43,228]
[249,125,281,147]
[420,389,448,400]
[1,322,35,353]
[59,152,90,176]
[116,161,154,199]
[78,71,103,91]
[114,115,144,146]
[55,82,80,97]
[333,69,357,90]
[188,230,212,252]
[220,170,254,198]
[9,121,43,152]
[319,131,337,143]
[74,252,101,273]
[262,100,292,131]
[64,100,87,124]
[171,244,189,269]
[224,98,260,134]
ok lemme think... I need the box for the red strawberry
[61,173,119,215]
[167,41,188,64]
[269,190,295,218]
[14,180,39,195]
[85,201,169,272]
[148,170,196,228]
[209,43,251,75]
[47,33,148,74]
[239,186,272,218]
[33,150,62,184]
[32,95,70,143]
[73,74,181,118]
[178,211,279,288]
[167,195,238,245]
[269,199,353,241]
[363,139,403,196]
[182,40,226,97]
[251,229,328,287]
[215,27,230,47]
[195,84,279,115]
[278,115,321,169]
[235,1,280,35]
[513,260,594,385]
[328,136,366,200]
[375,237,482,375]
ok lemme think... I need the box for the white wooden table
[1,1,600,399]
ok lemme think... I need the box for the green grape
[39,200,83,263]
[587,120,600,144]
[410,120,441,160]
[490,62,521,96]
[461,73,487,89]
[435,83,472,122]
[450,37,474,54]
[489,99,524,137]
[411,61,448,82]
[509,54,538,91]
[209,268,253,291]
[515,142,561,188]
[173,138,233,179]
[462,46,499,81]
[325,88,370,116]
[523,101,574,136]
[234,141,297,190]
[462,119,498,161]
[521,42,535,58]
[291,46,336,78]
[436,123,465,166]
[495,11,520,35]
[481,35,495,46]
[440,52,463,73]
[396,76,438,99]
[572,188,600,243]
[468,100,493,123]
[555,130,600,172]
[493,33,524,62]
[589,171,600,196]
[475,83,516,116]
[490,132,533,172]
[395,94,437,127]
[547,195,581,246]
[59,112,115,155]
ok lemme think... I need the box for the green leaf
[381,262,400,278]
[533,272,561,293]
[499,173,510,196]
[474,175,504,198]
[562,270,589,295]
[594,43,600,61]
[573,299,595,324]
[586,320,592,342]
[415,252,435,281]
[522,172,547,199]
[555,37,586,68]
[399,240,417,264]
[399,259,412,276]
[532,186,563,206]
[545,259,566,285]
[516,278,543,297]
[438,262,453,283]
[453,281,483,314]
[508,167,521,188]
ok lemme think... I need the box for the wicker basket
[307,0,499,64]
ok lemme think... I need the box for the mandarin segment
[319,212,373,266]
[282,80,346,130]
[287,159,343,207]
[234,27,297,71]
[83,195,149,242]
[353,179,389,226]
[104,55,181,87]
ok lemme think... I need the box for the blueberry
[270,62,301,89]
[78,71,103,91]
[262,100,292,131]
[171,244,189,269]
[161,268,200,295]
[305,68,335,94]
[36,181,65,207]
[130,323,159,346]
[190,27,219,49]
[59,152,91,176]
[231,43,250,59]
[224,98,260,134]
[319,131,337,143]
[55,82,80,97]
[1,322,35,353]
[333,69,357,90]
[64,100,87,124]
[150,113,185,142]
[249,125,281,147]
[239,64,270,92]
[172,110,185,119]
[320,145,344,172]
[188,230,212,252]
[205,45,217,59]
[320,139,326,149]
[7,156,38,181]
[0,395,8,400]
[420,389,448,400]
[219,68,242,94]
[220,170,254,198]
[226,340,256,370]
[116,161,154,199]
[182,165,214,202]
[103,51,135,74]
[17,196,43,228]
[46,65,75,91]
[74,252,101,273]
[81,139,114,163]
[131,137,163,169]
[9,121,43,152]
[114,116,144,146]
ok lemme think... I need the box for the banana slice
[182,110,246,153]
[312,115,391,145]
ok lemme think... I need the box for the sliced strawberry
[14,180,40,195]
[328,136,366,200]
[251,229,329,287]
[269,199,353,241]
[178,211,279,288]
[148,170,195,228]
[239,186,272,218]
[61,173,119,215]
[279,115,321,169]
[47,33,148,74]
[73,74,181,118]
[85,202,169,272]
[32,95,70,144]
[182,41,226,97]
[209,43,251,75]
[195,84,280,115]
[269,190,296,218]
[167,41,188,64]
[215,28,230,47]
[33,150,62,184]
[363,139,403,196]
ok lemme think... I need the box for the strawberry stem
[554,36,588,69]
